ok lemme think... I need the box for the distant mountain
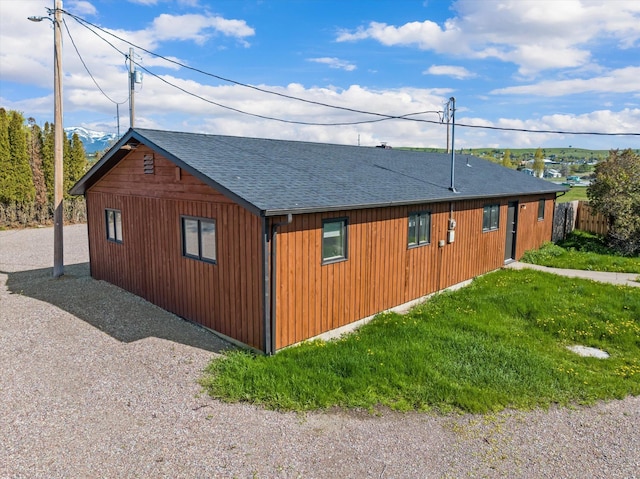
[64,127,118,154]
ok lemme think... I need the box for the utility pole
[445,101,451,154]
[53,0,64,277]
[449,97,457,193]
[128,47,135,128]
[29,0,65,277]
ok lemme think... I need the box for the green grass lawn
[522,231,640,273]
[556,186,588,203]
[200,268,640,414]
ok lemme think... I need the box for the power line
[62,17,127,105]
[66,10,445,127]
[132,62,440,126]
[64,10,443,123]
[455,122,640,136]
[63,9,640,137]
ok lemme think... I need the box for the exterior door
[504,201,518,262]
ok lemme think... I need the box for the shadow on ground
[2,262,232,353]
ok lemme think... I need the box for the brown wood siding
[513,194,557,258]
[274,194,556,349]
[85,147,263,349]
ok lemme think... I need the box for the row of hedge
[0,198,86,229]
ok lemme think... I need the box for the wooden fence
[553,200,608,241]
[575,202,609,236]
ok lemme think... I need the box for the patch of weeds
[200,269,640,414]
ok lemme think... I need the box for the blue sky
[1,0,639,150]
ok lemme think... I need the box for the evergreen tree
[41,121,55,202]
[65,132,88,197]
[533,147,545,178]
[0,108,11,202]
[5,110,35,202]
[27,118,48,205]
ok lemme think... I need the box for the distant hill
[400,146,611,161]
[65,127,118,154]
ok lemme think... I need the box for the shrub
[0,198,86,229]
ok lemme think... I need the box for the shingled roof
[71,128,567,216]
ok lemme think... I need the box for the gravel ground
[0,224,638,479]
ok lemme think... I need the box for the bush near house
[0,198,86,229]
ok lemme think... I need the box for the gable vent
[143,153,155,174]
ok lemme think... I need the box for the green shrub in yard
[522,231,640,273]
[558,230,617,255]
[200,269,640,414]
[521,242,565,264]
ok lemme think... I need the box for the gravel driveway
[1,224,638,478]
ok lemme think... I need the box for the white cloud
[424,65,475,80]
[308,57,356,71]
[67,1,98,16]
[148,13,254,45]
[337,0,640,76]
[491,67,640,96]
[3,0,638,151]
[457,108,640,148]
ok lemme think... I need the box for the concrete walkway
[506,261,640,287]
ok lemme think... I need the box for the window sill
[183,254,217,265]
[322,256,347,266]
[408,242,431,249]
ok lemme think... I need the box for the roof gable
[71,128,567,215]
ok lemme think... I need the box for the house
[71,128,567,354]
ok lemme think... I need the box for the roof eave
[262,188,567,217]
[69,128,264,217]
[69,129,139,195]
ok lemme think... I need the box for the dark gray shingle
[72,128,567,215]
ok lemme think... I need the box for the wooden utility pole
[53,0,64,277]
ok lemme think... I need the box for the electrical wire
[63,9,640,137]
[64,10,444,123]
[454,122,640,136]
[132,61,443,126]
[66,9,446,126]
[62,17,127,105]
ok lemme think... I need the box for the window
[105,209,123,243]
[408,211,431,247]
[322,218,347,263]
[538,199,545,220]
[482,204,500,231]
[182,216,216,263]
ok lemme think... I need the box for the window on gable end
[182,216,217,263]
[105,208,123,243]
